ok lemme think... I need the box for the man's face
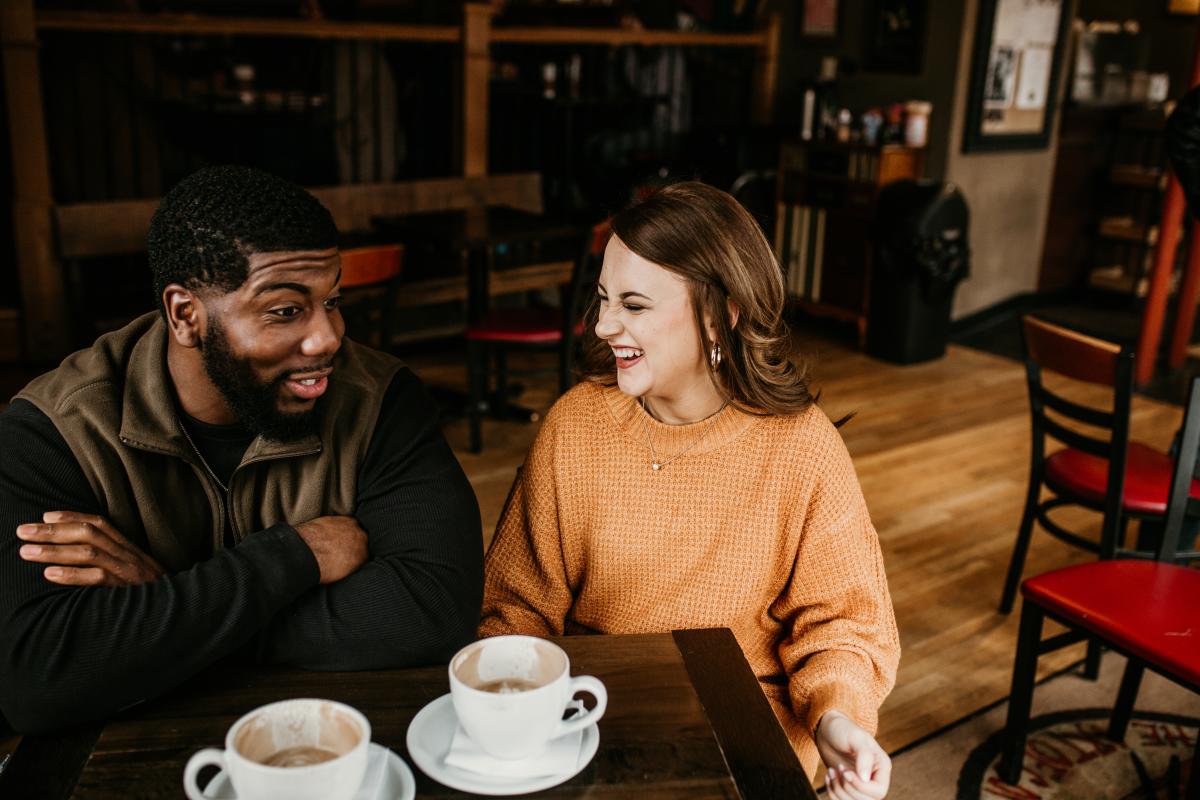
[197,248,344,441]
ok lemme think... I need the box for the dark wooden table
[0,629,814,799]
[370,205,586,323]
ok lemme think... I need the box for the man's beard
[199,317,324,442]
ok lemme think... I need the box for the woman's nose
[594,304,620,338]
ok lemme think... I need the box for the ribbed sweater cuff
[806,680,878,739]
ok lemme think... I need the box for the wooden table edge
[672,628,816,800]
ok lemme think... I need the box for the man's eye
[325,296,342,310]
[271,307,301,319]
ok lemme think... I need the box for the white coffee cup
[449,635,607,760]
[182,698,370,800]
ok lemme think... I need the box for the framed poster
[863,0,928,74]
[962,0,1071,152]
[801,0,840,38]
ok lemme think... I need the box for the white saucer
[202,743,415,800]
[406,694,600,796]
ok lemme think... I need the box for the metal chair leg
[1000,601,1044,785]
[1001,476,1042,614]
[468,340,486,454]
[1107,659,1144,742]
[1082,639,1103,680]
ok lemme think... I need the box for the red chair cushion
[465,309,564,344]
[1044,442,1200,515]
[1023,560,1200,687]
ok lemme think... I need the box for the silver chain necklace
[178,418,231,494]
[638,398,728,472]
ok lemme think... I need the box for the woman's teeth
[613,348,643,358]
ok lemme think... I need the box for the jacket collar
[117,313,323,461]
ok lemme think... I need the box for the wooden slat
[751,13,780,125]
[53,173,544,260]
[2,0,69,358]
[490,26,767,47]
[462,4,491,178]
[35,10,459,42]
[1023,315,1122,387]
[392,260,572,308]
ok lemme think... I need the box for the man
[0,166,482,733]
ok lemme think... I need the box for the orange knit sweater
[479,381,900,775]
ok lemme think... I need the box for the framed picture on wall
[962,0,1071,152]
[801,0,840,38]
[863,0,928,74]
[1168,0,1199,14]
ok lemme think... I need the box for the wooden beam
[462,4,492,179]
[490,27,767,47]
[35,10,459,42]
[2,0,71,359]
[751,14,780,126]
[54,173,545,260]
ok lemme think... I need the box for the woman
[479,182,899,798]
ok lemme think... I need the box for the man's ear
[163,284,204,349]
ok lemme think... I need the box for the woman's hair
[577,181,816,417]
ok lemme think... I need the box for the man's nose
[301,309,342,358]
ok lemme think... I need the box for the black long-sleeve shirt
[0,368,482,733]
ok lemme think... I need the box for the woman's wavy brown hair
[577,181,816,416]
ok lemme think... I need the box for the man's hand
[816,710,891,800]
[293,516,368,584]
[16,511,165,587]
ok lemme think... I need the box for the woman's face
[594,236,714,410]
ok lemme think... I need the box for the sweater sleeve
[774,410,900,739]
[251,369,483,668]
[478,403,574,637]
[0,400,320,734]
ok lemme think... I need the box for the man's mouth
[282,368,332,401]
[612,346,644,369]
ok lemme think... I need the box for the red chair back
[340,245,404,289]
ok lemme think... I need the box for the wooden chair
[338,244,404,350]
[465,222,609,453]
[999,315,1200,616]
[998,375,1200,792]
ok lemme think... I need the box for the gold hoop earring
[709,343,722,371]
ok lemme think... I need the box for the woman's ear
[163,285,204,349]
[727,299,740,331]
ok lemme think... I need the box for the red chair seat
[466,309,563,344]
[1023,560,1200,686]
[1044,442,1200,515]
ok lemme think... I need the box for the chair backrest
[338,245,404,349]
[340,245,404,289]
[1158,375,1200,562]
[1021,315,1135,558]
[562,221,611,381]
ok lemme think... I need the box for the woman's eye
[597,295,608,304]
[623,303,644,312]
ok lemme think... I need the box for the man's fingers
[44,512,136,549]
[20,542,126,572]
[42,566,109,586]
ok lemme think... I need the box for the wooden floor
[408,333,1187,755]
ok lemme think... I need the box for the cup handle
[183,748,229,800]
[555,675,607,738]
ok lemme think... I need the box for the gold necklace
[638,398,729,472]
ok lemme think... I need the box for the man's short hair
[147,165,338,312]
[1168,86,1200,221]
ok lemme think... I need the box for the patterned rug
[883,655,1200,800]
[958,709,1195,799]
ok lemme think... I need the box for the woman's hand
[815,710,891,799]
